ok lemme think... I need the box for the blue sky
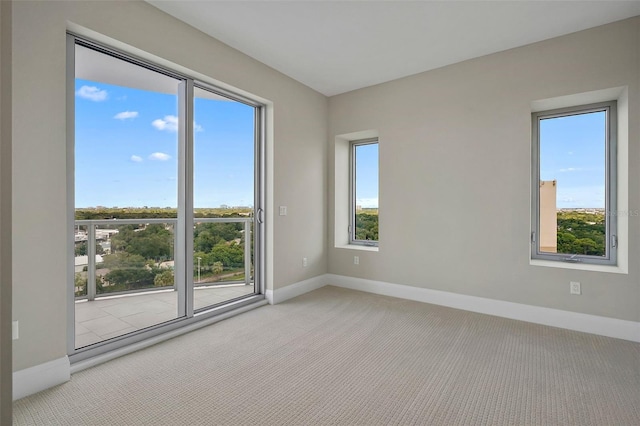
[539,111,606,209]
[75,79,254,208]
[354,143,379,208]
[77,75,600,212]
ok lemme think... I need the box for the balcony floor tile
[75,284,255,349]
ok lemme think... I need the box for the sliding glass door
[69,35,264,356]
[192,86,258,312]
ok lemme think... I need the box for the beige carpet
[13,286,640,425]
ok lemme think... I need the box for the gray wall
[12,1,328,372]
[0,1,12,422]
[328,17,640,322]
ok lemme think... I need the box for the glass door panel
[192,86,257,311]
[74,43,182,349]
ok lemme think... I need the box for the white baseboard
[13,356,70,401]
[326,274,640,343]
[266,274,327,305]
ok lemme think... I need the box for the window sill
[336,244,379,252]
[529,259,627,274]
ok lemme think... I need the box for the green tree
[556,211,605,256]
[355,213,378,241]
[110,225,137,253]
[194,230,221,253]
[75,242,104,256]
[154,270,174,287]
[572,238,598,255]
[110,224,173,264]
[75,243,87,256]
[101,252,146,269]
[74,272,87,296]
[104,268,156,290]
[557,232,576,254]
[212,261,224,275]
[75,274,105,297]
[210,241,244,268]
[194,222,242,250]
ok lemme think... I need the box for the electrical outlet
[279,206,287,216]
[302,257,308,267]
[570,281,581,295]
[354,256,359,265]
[12,321,19,340]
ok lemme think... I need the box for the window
[531,101,617,265]
[69,34,265,358]
[350,139,379,246]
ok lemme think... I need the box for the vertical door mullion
[185,80,195,317]
[177,79,194,318]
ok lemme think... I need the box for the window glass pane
[354,142,379,242]
[192,87,256,311]
[74,44,181,349]
[538,111,607,256]
[75,46,179,209]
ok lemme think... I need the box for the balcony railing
[75,217,253,301]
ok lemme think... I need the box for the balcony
[74,217,255,349]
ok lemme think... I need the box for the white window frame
[349,138,379,247]
[531,101,617,266]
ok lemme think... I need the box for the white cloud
[130,155,143,163]
[76,85,108,102]
[558,167,583,173]
[152,115,203,132]
[149,152,171,161]
[114,111,139,120]
[152,115,178,132]
[356,198,379,209]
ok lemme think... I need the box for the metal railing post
[87,223,96,301]
[244,219,251,285]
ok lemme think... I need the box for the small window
[531,101,617,265]
[350,139,379,246]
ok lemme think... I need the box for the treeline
[556,211,605,256]
[353,210,605,256]
[355,212,378,241]
[75,207,252,220]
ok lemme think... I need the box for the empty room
[1,1,639,425]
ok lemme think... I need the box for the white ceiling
[147,1,640,97]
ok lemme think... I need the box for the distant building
[539,180,557,253]
[159,260,174,269]
[74,255,104,273]
[95,228,118,239]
